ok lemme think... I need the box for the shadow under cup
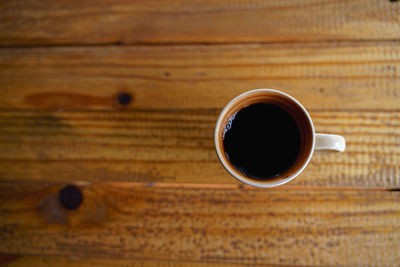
[215,90,315,186]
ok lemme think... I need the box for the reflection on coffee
[223,103,301,179]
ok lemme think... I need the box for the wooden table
[0,0,399,266]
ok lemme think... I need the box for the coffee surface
[223,103,301,179]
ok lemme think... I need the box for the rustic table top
[0,0,399,266]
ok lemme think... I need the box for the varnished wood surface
[0,0,399,266]
[1,182,399,266]
[0,42,399,110]
[2,255,252,267]
[0,0,400,45]
[0,109,398,188]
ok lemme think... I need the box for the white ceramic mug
[214,89,345,187]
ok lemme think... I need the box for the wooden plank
[0,109,398,188]
[1,255,252,267]
[1,42,400,110]
[0,182,399,266]
[0,0,399,45]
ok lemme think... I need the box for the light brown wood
[0,0,400,45]
[2,255,252,267]
[0,109,398,188]
[0,182,399,266]
[1,42,400,110]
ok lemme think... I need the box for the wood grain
[1,0,398,266]
[2,255,252,267]
[0,0,400,45]
[1,42,400,110]
[0,182,399,266]
[0,109,398,188]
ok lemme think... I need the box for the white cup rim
[214,89,316,187]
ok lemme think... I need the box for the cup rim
[214,89,316,187]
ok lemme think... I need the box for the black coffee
[223,103,301,179]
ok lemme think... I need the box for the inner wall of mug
[216,90,314,184]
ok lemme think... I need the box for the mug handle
[315,133,346,153]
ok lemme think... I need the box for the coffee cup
[214,89,345,187]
